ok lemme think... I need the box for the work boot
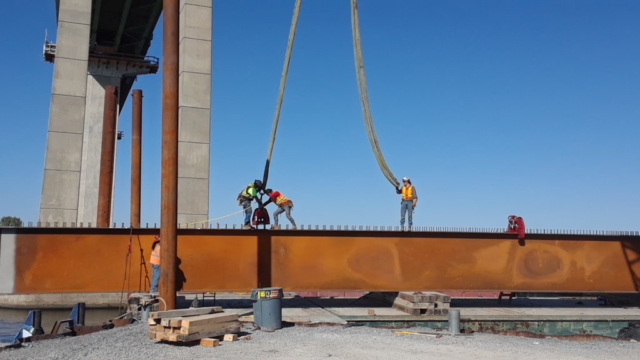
[243,224,252,230]
[408,226,412,232]
[271,224,281,230]
[291,226,297,230]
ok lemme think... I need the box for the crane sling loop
[261,0,400,189]
[351,0,400,188]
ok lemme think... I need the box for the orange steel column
[130,90,142,228]
[160,0,179,309]
[97,85,118,228]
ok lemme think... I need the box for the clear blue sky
[0,0,638,230]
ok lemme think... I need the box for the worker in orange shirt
[395,177,418,231]
[264,189,297,230]
[150,235,160,293]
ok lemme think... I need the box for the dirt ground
[2,322,639,360]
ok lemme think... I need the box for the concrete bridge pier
[178,0,212,226]
[39,0,213,226]
[39,0,93,225]
[76,64,155,225]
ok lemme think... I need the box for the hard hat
[402,177,410,182]
[254,179,263,187]
[265,188,273,194]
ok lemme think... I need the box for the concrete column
[39,0,92,224]
[77,68,121,225]
[178,0,212,226]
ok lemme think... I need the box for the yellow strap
[392,331,441,337]
[263,0,303,186]
[180,205,252,227]
[351,0,400,188]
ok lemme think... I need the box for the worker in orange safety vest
[150,235,160,293]
[264,189,297,230]
[395,177,418,231]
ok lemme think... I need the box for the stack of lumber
[392,291,451,316]
[369,291,451,316]
[147,306,240,343]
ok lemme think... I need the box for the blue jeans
[400,200,414,227]
[240,199,252,225]
[151,264,160,292]
[274,204,296,226]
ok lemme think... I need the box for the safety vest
[150,244,161,265]
[241,184,255,198]
[402,185,415,200]
[275,193,289,206]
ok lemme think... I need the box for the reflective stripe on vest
[275,193,289,206]
[402,186,414,200]
[241,184,254,198]
[150,246,161,265]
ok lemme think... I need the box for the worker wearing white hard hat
[395,177,418,231]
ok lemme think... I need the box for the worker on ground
[237,179,263,229]
[264,188,297,230]
[395,177,418,231]
[150,235,160,293]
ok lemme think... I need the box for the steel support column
[130,89,142,228]
[160,0,180,310]
[96,85,118,228]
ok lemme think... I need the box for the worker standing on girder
[396,177,418,231]
[263,189,297,230]
[149,236,160,293]
[237,180,263,229]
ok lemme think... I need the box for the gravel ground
[2,323,639,360]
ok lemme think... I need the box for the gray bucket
[250,287,283,331]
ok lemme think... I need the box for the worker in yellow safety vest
[395,177,418,231]
[264,189,297,230]
[150,235,160,292]
[237,179,263,229]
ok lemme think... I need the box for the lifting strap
[263,0,303,188]
[262,0,399,189]
[351,0,400,188]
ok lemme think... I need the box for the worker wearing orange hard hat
[395,177,418,231]
[150,235,161,293]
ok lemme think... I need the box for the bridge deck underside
[55,0,163,107]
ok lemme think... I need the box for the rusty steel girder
[8,228,640,293]
[268,234,640,292]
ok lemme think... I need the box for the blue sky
[0,0,638,230]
